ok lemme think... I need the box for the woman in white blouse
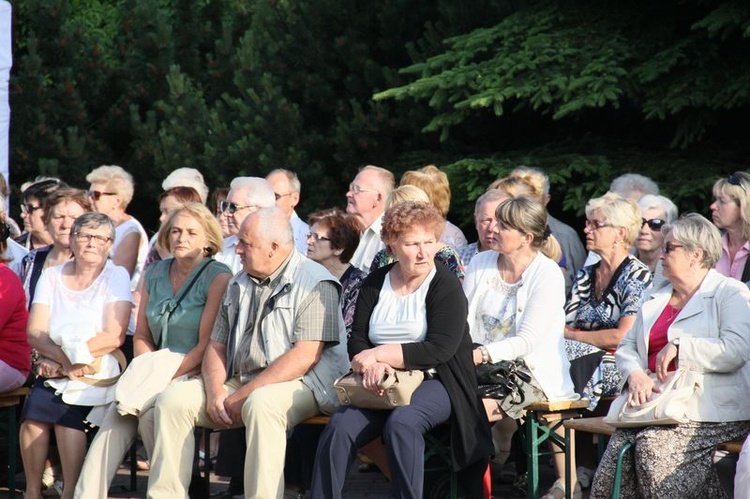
[463,196,579,499]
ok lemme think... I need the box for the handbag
[476,359,544,419]
[603,367,700,428]
[334,369,424,410]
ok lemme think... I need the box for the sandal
[540,478,582,499]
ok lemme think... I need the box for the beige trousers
[147,377,320,499]
[74,403,156,499]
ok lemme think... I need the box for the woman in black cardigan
[310,202,492,499]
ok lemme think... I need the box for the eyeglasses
[584,219,613,231]
[306,232,330,242]
[73,232,111,245]
[219,201,257,214]
[641,218,666,231]
[20,204,43,215]
[87,190,118,201]
[662,243,684,254]
[348,183,379,196]
[274,192,293,201]
[727,172,747,193]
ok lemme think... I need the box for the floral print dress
[565,255,652,409]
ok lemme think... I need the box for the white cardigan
[616,269,750,422]
[463,251,578,401]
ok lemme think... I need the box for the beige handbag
[334,369,425,410]
[603,368,700,428]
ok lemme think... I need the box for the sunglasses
[274,192,293,201]
[219,200,257,214]
[87,190,118,201]
[727,172,747,193]
[641,218,666,231]
[20,204,43,215]
[662,243,684,254]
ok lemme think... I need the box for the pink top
[647,303,679,373]
[0,263,31,375]
[715,233,750,280]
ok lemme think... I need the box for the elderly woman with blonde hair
[565,192,652,407]
[85,165,149,289]
[400,165,467,248]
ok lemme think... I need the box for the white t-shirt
[33,260,134,334]
[368,267,436,345]
[112,217,149,291]
[33,260,133,406]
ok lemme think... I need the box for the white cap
[161,168,209,203]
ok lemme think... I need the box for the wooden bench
[200,414,491,499]
[1,387,31,499]
[523,399,590,499]
[563,416,745,498]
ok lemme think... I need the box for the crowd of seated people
[3,165,750,499]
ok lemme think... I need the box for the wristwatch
[671,337,681,349]
[479,346,490,365]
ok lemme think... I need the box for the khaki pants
[147,377,320,499]
[74,403,156,499]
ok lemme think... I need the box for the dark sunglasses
[641,218,666,231]
[219,200,255,214]
[727,172,747,193]
[87,190,117,201]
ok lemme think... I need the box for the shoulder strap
[159,259,214,349]
[173,259,214,312]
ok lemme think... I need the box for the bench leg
[8,406,17,499]
[612,441,633,499]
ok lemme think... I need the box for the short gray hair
[250,207,293,247]
[609,173,659,199]
[229,177,276,208]
[474,189,508,216]
[267,169,301,193]
[71,212,117,244]
[162,168,209,203]
[663,213,722,269]
[638,194,679,223]
[360,165,395,197]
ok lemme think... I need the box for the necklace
[498,253,533,284]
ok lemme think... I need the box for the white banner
[0,1,11,190]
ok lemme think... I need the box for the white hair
[610,173,659,199]
[229,177,276,208]
[252,207,293,247]
[638,194,678,223]
[162,168,209,203]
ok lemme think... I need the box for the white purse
[604,367,701,428]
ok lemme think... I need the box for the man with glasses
[214,177,276,273]
[266,169,309,254]
[346,165,394,273]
